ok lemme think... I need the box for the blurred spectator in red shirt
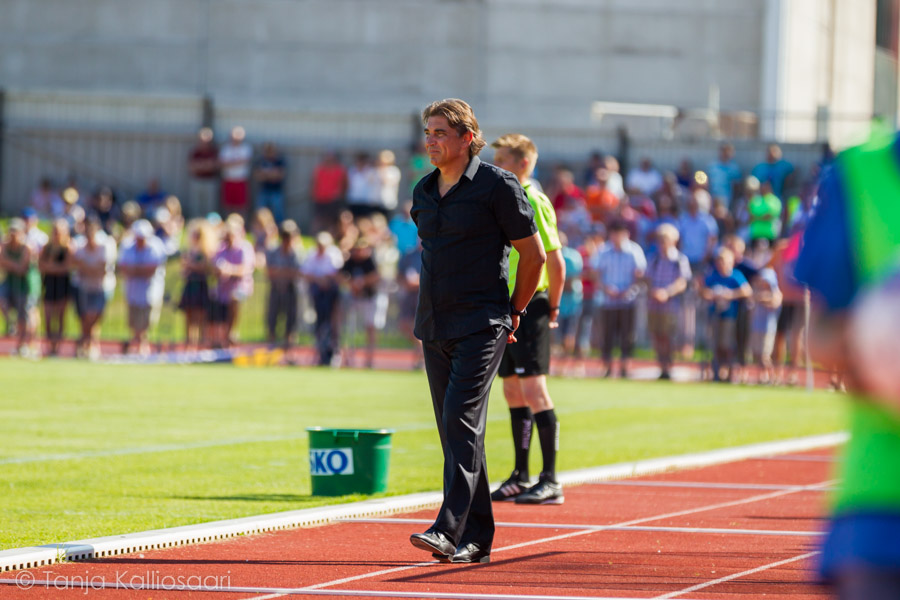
[584,168,619,224]
[311,151,348,234]
[188,127,219,218]
[548,167,583,212]
[219,127,253,217]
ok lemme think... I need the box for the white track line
[0,433,845,575]
[240,478,836,600]
[755,455,837,462]
[0,577,696,600]
[0,420,439,465]
[339,517,823,537]
[587,480,837,491]
[652,550,821,599]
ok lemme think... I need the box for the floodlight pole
[0,88,5,216]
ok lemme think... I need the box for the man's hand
[651,288,669,303]
[508,314,520,343]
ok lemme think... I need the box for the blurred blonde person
[250,207,278,268]
[210,217,255,347]
[38,219,75,356]
[74,218,117,359]
[178,219,216,350]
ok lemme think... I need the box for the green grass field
[0,360,845,550]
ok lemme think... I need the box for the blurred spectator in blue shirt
[751,144,794,199]
[389,200,419,255]
[592,220,646,377]
[136,178,167,214]
[254,142,287,224]
[707,143,742,204]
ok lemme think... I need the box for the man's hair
[491,133,538,164]
[422,99,486,158]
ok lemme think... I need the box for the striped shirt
[591,240,647,307]
[645,248,692,313]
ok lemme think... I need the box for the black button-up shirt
[412,156,537,341]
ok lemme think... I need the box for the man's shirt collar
[463,155,481,180]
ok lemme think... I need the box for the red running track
[0,449,837,599]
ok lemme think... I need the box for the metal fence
[1,89,840,226]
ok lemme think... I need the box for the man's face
[492,147,526,179]
[424,116,470,168]
[767,145,781,163]
[610,230,628,248]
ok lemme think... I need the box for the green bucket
[306,427,394,496]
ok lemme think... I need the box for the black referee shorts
[498,292,551,378]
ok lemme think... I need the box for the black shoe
[410,530,455,559]
[658,371,671,381]
[620,368,629,379]
[450,543,490,563]
[515,476,564,505]
[490,471,530,502]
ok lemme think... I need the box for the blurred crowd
[1,127,834,386]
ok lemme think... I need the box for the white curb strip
[0,431,846,573]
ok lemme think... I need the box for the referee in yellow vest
[490,134,566,505]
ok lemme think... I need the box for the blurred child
[749,267,782,384]
[701,247,752,382]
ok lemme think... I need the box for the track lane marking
[0,576,695,600]
[652,550,821,599]
[241,478,836,600]
[585,480,837,491]
[338,517,824,537]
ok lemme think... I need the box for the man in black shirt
[408,99,546,564]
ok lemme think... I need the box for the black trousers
[422,324,507,551]
[310,283,339,366]
[601,305,636,362]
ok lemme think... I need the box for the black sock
[533,409,559,482]
[509,407,533,480]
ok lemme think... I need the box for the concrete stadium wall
[1,0,766,131]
